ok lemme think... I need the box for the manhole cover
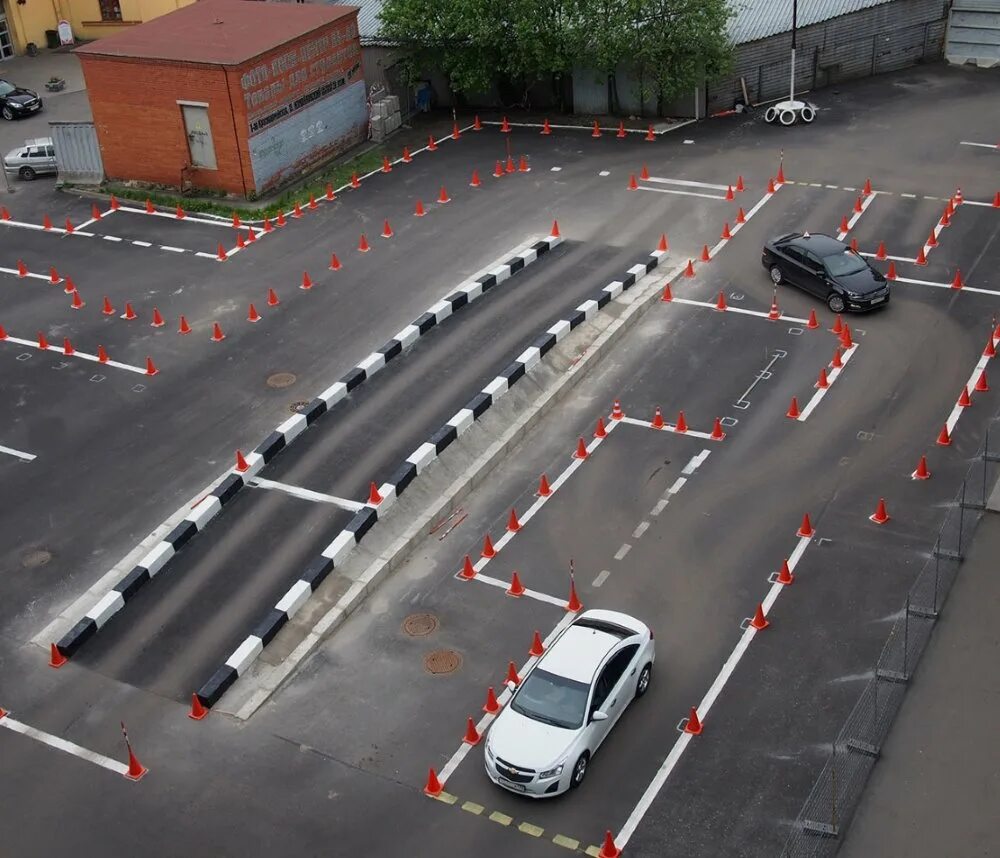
[267,372,297,389]
[402,613,438,636]
[289,400,310,413]
[21,548,52,569]
[424,649,462,675]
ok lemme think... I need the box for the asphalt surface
[1,62,999,858]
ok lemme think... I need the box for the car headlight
[846,291,863,300]
[484,742,495,761]
[539,764,564,779]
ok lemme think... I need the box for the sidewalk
[0,48,86,96]
[839,510,1000,857]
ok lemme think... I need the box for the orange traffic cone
[541,118,552,135]
[176,205,185,220]
[594,417,607,438]
[840,326,853,349]
[875,241,887,260]
[985,335,996,358]
[936,424,952,446]
[657,233,669,252]
[42,214,53,230]
[246,303,261,323]
[737,207,746,224]
[863,177,872,196]
[178,316,191,334]
[786,397,800,419]
[573,437,589,459]
[926,230,938,248]
[217,244,227,261]
[683,259,695,277]
[958,386,971,407]
[711,418,725,440]
[438,186,451,204]
[611,400,625,420]
[92,203,102,220]
[189,694,209,720]
[481,534,497,559]
[869,498,890,525]
[505,155,515,173]
[736,175,745,192]
[816,368,829,389]
[661,283,673,302]
[684,707,703,736]
[358,234,370,252]
[473,116,482,131]
[839,216,850,234]
[211,322,225,342]
[651,407,665,429]
[506,572,525,597]
[49,643,67,668]
[551,220,561,238]
[768,297,781,320]
[500,116,510,133]
[235,450,250,472]
[16,259,27,277]
[462,717,480,746]
[414,200,426,217]
[506,661,522,686]
[565,580,583,613]
[598,830,621,858]
[424,768,444,797]
[915,247,927,266]
[529,631,545,657]
[519,155,529,172]
[725,185,735,201]
[48,266,61,284]
[507,508,521,532]
[329,253,342,271]
[97,345,109,363]
[887,261,897,280]
[36,331,49,350]
[675,411,688,433]
[483,687,501,714]
[469,169,480,187]
[102,296,115,316]
[768,178,776,194]
[854,196,863,214]
[591,120,601,137]
[750,603,769,630]
[145,357,158,377]
[715,291,728,311]
[452,122,461,140]
[912,455,931,480]
[628,174,639,191]
[701,244,711,262]
[123,741,148,781]
[263,217,273,232]
[616,121,626,138]
[776,560,794,585]
[326,183,336,199]
[640,164,650,180]
[381,219,393,238]
[493,160,504,178]
[426,136,437,152]
[797,513,815,538]
[301,271,313,290]
[459,555,476,580]
[975,370,989,392]
[722,222,732,240]
[807,309,819,329]
[776,163,786,184]
[150,307,164,328]
[69,291,85,310]
[381,155,392,173]
[951,270,963,290]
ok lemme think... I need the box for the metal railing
[781,420,1000,856]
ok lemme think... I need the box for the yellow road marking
[552,833,580,849]
[518,822,544,837]
[489,811,513,826]
[585,846,603,857]
[461,801,484,815]
[433,791,457,805]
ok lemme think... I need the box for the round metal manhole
[402,613,438,637]
[267,372,297,389]
[424,649,462,675]
[21,548,52,569]
[289,400,310,414]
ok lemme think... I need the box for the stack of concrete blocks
[370,94,402,141]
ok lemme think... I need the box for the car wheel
[769,265,784,286]
[1,106,13,121]
[19,166,36,181]
[828,293,846,313]
[570,752,589,789]
[635,663,652,699]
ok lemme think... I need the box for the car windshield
[0,81,14,96]
[824,250,868,277]
[510,668,590,730]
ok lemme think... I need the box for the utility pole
[789,0,798,106]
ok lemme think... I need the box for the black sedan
[761,232,889,313]
[0,79,43,121]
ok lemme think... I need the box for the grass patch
[94,147,388,219]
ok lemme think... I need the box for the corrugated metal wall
[49,121,104,185]
[709,0,948,112]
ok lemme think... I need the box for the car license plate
[499,777,527,792]
[29,104,39,111]
[871,296,885,304]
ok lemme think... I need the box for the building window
[98,0,122,21]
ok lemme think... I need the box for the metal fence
[781,420,1000,857]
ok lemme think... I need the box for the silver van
[3,137,57,181]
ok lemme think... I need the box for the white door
[180,103,216,169]
[0,8,14,60]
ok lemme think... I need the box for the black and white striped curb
[53,234,562,662]
[195,242,668,708]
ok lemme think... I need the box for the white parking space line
[669,296,812,325]
[437,612,578,786]
[0,444,36,462]
[959,141,998,150]
[637,186,728,201]
[894,275,1000,298]
[0,714,131,778]
[632,521,650,539]
[944,334,997,438]
[247,477,366,511]
[797,343,859,422]
[644,176,732,191]
[592,570,611,587]
[619,415,720,441]
[615,528,815,849]
[836,188,878,241]
[160,245,186,253]
[464,571,567,607]
[0,266,51,283]
[1,334,149,375]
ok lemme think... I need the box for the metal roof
[728,0,896,45]
[75,0,360,66]
[351,0,386,40]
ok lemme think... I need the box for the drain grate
[267,372,297,389]
[21,548,52,569]
[402,613,438,637]
[424,649,462,675]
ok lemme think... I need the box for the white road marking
[637,186,728,201]
[195,251,220,259]
[666,296,808,325]
[551,167,562,172]
[644,176,731,191]
[616,530,814,849]
[632,521,650,539]
[619,415,720,441]
[102,235,122,242]
[959,141,998,150]
[0,715,131,777]
[437,612,577,785]
[960,199,997,208]
[614,543,632,560]
[825,185,839,189]
[0,444,35,462]
[0,266,50,282]
[682,450,711,475]
[248,477,366,511]
[117,204,246,227]
[668,477,687,494]
[859,252,918,263]
[592,570,611,587]
[1,334,148,375]
[797,343,859,421]
[464,571,567,607]
[599,170,610,177]
[131,240,152,247]
[650,499,669,516]
[944,334,997,438]
[836,189,878,241]
[159,245,185,253]
[900,193,917,199]
[894,275,1000,297]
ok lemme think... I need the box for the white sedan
[484,609,654,797]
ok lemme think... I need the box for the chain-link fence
[781,420,1000,857]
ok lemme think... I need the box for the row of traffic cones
[9,328,159,376]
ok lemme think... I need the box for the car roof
[25,138,53,147]
[538,623,632,684]
[781,233,846,257]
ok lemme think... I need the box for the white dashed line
[668,477,687,494]
[599,170,610,176]
[0,444,36,462]
[102,235,122,242]
[592,570,611,588]
[632,521,650,539]
[614,543,632,561]
[159,245,185,253]
[247,477,366,511]
[131,240,152,247]
[650,498,669,517]
[551,167,562,172]
[0,715,132,778]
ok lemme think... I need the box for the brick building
[75,0,367,197]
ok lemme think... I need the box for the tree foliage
[379,0,733,113]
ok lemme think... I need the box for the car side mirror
[591,710,609,722]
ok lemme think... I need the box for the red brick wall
[81,56,249,195]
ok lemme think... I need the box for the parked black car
[761,232,889,313]
[0,79,43,121]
